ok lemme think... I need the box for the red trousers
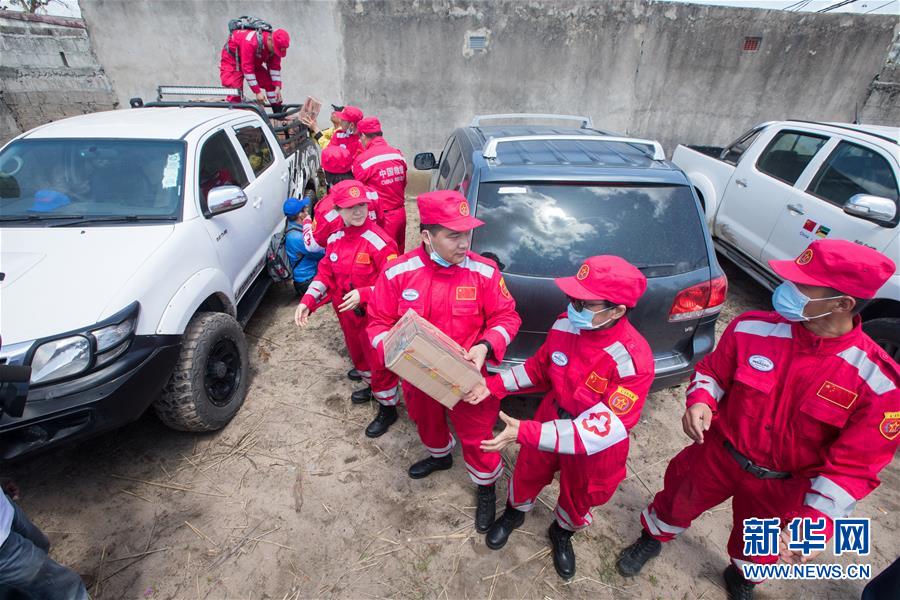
[336,308,399,406]
[404,384,503,485]
[641,428,810,582]
[507,397,620,531]
[380,207,407,254]
[219,61,277,104]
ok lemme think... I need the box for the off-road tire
[155,312,248,431]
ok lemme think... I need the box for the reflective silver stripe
[366,190,379,200]
[373,386,398,399]
[837,346,896,395]
[647,507,685,535]
[270,69,281,76]
[555,420,576,454]
[804,476,857,519]
[734,320,793,339]
[732,558,767,583]
[604,341,636,378]
[371,332,388,349]
[507,479,536,511]
[425,436,456,457]
[554,505,578,531]
[511,364,533,389]
[245,31,254,41]
[537,422,557,452]
[266,91,277,98]
[686,373,725,401]
[551,318,579,335]
[360,152,406,169]
[461,258,495,279]
[491,325,511,345]
[465,461,503,485]
[499,369,518,392]
[324,209,339,223]
[326,230,345,245]
[361,230,387,251]
[385,256,425,280]
[307,280,327,300]
[374,386,399,406]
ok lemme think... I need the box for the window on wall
[756,131,828,185]
[807,141,899,209]
[234,125,274,176]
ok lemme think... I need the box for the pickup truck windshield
[473,183,708,278]
[0,139,185,222]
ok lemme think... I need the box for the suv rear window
[473,183,708,278]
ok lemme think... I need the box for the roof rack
[481,135,666,161]
[470,113,593,129]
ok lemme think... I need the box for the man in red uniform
[367,190,522,531]
[616,239,899,600]
[462,256,654,579]
[329,106,363,157]
[352,117,408,253]
[295,181,401,437]
[220,27,290,112]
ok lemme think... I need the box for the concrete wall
[0,10,117,143]
[57,1,900,157]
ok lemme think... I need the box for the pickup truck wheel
[155,312,248,432]
[862,317,900,362]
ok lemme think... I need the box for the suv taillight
[668,276,728,322]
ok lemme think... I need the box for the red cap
[357,117,382,135]
[321,144,353,174]
[769,239,895,299]
[334,105,363,124]
[272,29,290,57]
[417,190,483,232]
[555,256,648,307]
[331,179,371,208]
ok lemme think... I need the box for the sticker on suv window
[498,186,528,194]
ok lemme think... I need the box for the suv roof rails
[470,113,593,129]
[482,134,666,161]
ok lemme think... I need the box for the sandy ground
[6,199,898,600]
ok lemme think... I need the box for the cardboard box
[383,310,484,409]
[299,96,322,122]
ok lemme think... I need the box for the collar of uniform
[342,222,367,237]
[791,314,864,354]
[367,137,388,150]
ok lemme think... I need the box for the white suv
[0,104,319,460]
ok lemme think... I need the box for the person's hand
[1,480,20,501]
[462,381,490,405]
[294,303,310,327]
[682,403,713,443]
[300,115,319,133]
[255,91,267,105]
[338,289,361,313]
[464,343,489,371]
[275,88,283,103]
[480,412,521,453]
[779,528,824,564]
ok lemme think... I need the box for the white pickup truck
[0,101,319,460]
[673,120,900,360]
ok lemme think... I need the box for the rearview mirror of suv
[205,185,248,218]
[843,193,897,226]
[414,152,437,171]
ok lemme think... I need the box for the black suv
[414,114,726,390]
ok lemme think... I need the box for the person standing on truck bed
[616,239,900,600]
[463,256,654,580]
[353,117,409,253]
[220,22,290,113]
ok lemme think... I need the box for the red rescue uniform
[487,313,654,531]
[309,182,382,251]
[220,29,283,104]
[301,223,400,406]
[367,247,522,485]
[641,310,900,581]
[330,129,360,158]
[352,137,408,252]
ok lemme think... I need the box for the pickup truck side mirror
[414,152,437,171]
[843,193,897,227]
[205,185,248,218]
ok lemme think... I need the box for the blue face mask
[772,281,842,322]
[429,250,453,268]
[567,303,614,330]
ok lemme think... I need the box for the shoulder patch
[499,277,511,299]
[880,412,900,440]
[608,385,638,415]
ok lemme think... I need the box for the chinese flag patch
[585,372,608,394]
[817,381,858,409]
[456,286,477,301]
[355,252,371,264]
[608,385,638,415]
[802,219,817,232]
[880,412,900,440]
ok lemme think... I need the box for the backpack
[265,223,300,283]
[225,16,272,60]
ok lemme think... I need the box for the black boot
[350,386,372,404]
[475,485,496,533]
[365,405,398,438]
[616,530,662,577]
[486,504,526,549]
[347,369,362,382]
[408,455,453,479]
[723,564,755,600]
[548,521,576,579]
